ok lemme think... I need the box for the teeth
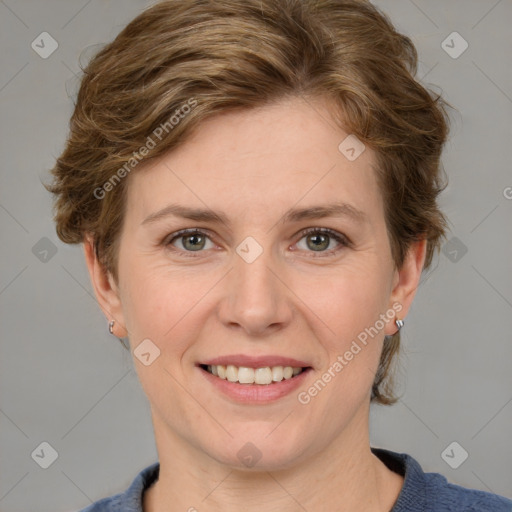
[254,367,272,385]
[217,365,226,379]
[205,364,304,384]
[272,366,283,382]
[226,364,238,382]
[238,366,254,384]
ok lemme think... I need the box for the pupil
[185,234,204,251]
[309,234,328,251]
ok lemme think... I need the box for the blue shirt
[78,447,512,511]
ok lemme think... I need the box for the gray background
[0,0,511,510]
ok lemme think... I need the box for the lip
[198,365,313,404]
[199,354,311,368]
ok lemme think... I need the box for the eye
[294,227,349,256]
[166,229,215,256]
[164,227,350,258]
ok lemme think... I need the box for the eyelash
[164,227,350,258]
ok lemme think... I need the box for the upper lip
[199,354,311,368]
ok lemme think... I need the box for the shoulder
[423,471,512,511]
[372,447,512,512]
[78,493,124,512]
[76,461,160,512]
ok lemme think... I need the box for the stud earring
[107,319,129,349]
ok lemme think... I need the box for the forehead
[125,97,383,226]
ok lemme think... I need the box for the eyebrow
[141,201,369,227]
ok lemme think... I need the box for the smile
[198,362,313,403]
[201,364,305,384]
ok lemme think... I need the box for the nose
[218,244,293,337]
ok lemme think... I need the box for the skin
[84,95,426,512]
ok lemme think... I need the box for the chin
[204,423,312,471]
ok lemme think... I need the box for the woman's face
[89,96,424,470]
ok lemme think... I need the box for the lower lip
[198,366,312,404]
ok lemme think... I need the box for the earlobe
[82,233,128,338]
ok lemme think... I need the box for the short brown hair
[45,0,450,405]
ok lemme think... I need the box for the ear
[384,238,427,336]
[83,233,128,338]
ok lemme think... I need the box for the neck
[143,404,403,512]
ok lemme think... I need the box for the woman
[45,0,512,510]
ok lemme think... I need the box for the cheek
[294,259,390,392]
[120,261,218,354]
[117,254,170,341]
[293,256,390,341]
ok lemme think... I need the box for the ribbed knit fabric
[78,448,512,511]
